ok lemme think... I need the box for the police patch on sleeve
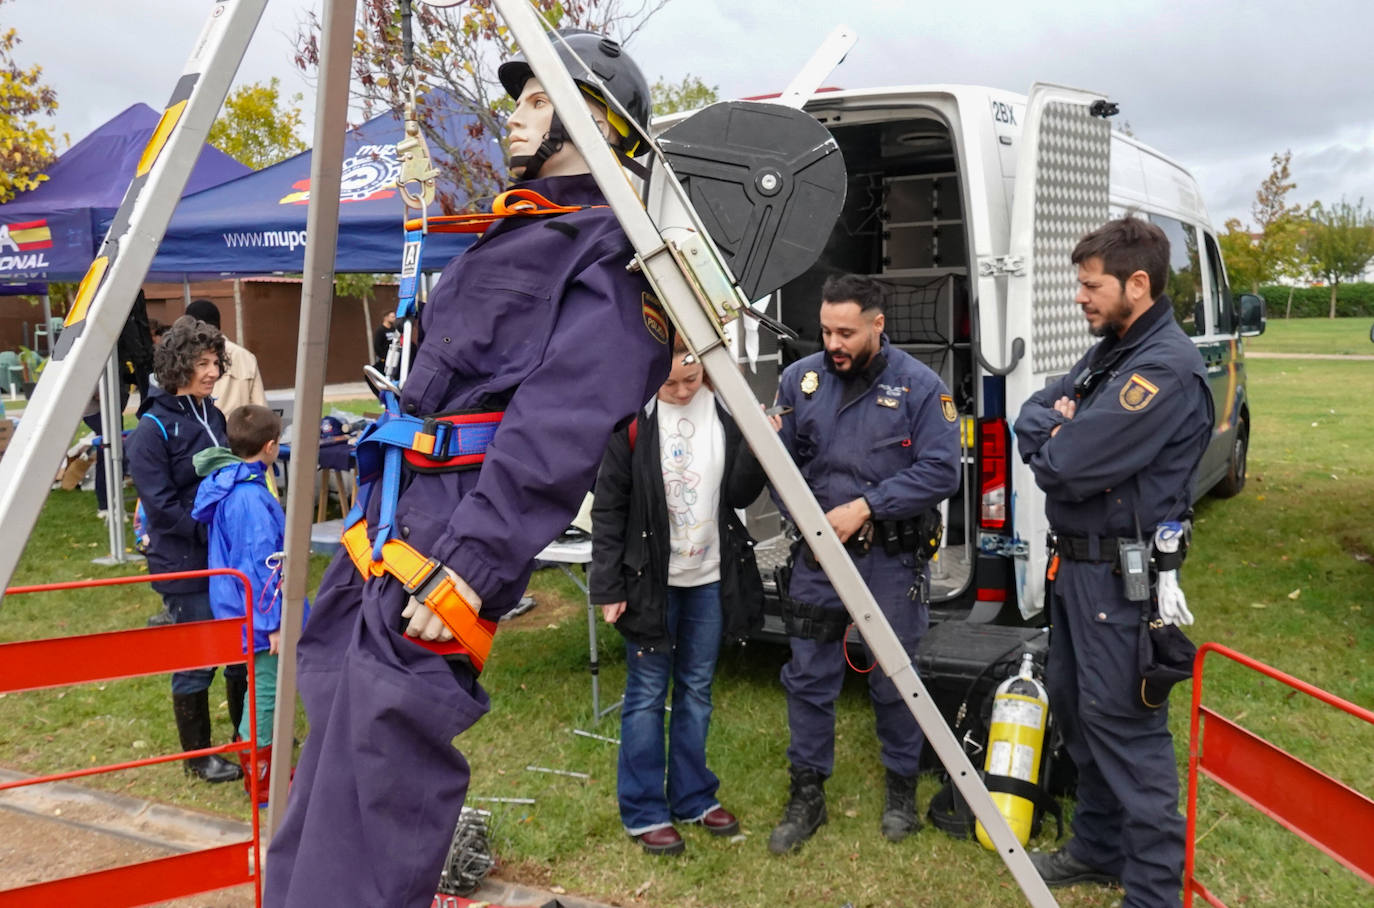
[939,394,957,422]
[641,293,668,345]
[1119,373,1160,411]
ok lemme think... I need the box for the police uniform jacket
[379,172,671,618]
[588,397,767,649]
[125,386,227,594]
[775,336,961,520]
[1014,295,1213,537]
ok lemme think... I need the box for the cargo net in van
[875,274,966,378]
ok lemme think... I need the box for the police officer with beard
[1014,217,1212,907]
[766,274,961,853]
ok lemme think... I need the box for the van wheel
[1212,422,1248,498]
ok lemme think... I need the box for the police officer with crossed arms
[766,273,961,853]
[1014,217,1212,907]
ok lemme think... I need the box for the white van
[716,83,1265,633]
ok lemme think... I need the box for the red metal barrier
[1184,642,1374,907]
[0,569,262,908]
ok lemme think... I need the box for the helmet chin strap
[511,114,568,180]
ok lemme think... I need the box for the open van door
[1002,83,1113,618]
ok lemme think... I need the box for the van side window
[1148,214,1205,337]
[1203,233,1234,334]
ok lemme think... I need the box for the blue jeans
[166,592,247,695]
[616,582,724,834]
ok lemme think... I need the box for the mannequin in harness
[263,32,670,908]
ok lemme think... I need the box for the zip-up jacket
[588,398,767,649]
[1014,295,1214,538]
[124,386,227,594]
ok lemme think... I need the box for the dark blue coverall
[264,173,671,908]
[774,337,961,778]
[1014,296,1212,908]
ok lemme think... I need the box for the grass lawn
[3,356,1372,906]
[1245,315,1374,355]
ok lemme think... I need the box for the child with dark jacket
[192,404,297,805]
[589,340,767,855]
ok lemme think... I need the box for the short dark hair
[227,404,281,459]
[1071,217,1170,300]
[821,274,885,314]
[184,298,222,329]
[155,316,228,392]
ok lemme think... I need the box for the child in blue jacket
[193,404,296,805]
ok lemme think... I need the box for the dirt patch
[499,591,587,633]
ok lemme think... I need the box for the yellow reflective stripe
[136,100,187,177]
[65,257,110,327]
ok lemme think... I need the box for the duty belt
[1050,533,1132,563]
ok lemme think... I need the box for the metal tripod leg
[0,0,269,596]
[491,3,1056,903]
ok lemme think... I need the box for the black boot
[225,673,248,742]
[172,690,242,783]
[880,769,920,842]
[146,603,174,627]
[768,766,827,854]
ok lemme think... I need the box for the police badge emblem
[800,370,820,397]
[939,394,957,422]
[641,293,668,345]
[1119,373,1159,411]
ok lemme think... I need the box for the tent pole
[361,290,374,365]
[183,277,191,312]
[232,278,245,344]
[97,352,124,563]
[41,293,52,356]
[266,0,359,842]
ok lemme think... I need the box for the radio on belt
[1119,539,1151,601]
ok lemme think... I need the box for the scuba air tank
[975,652,1049,850]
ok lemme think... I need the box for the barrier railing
[1184,641,1374,907]
[0,569,261,908]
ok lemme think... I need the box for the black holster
[779,596,848,643]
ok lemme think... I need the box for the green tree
[207,78,307,169]
[292,0,675,211]
[651,74,718,116]
[1220,151,1306,295]
[0,0,62,202]
[1302,199,1374,318]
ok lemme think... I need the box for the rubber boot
[240,743,272,807]
[768,766,827,854]
[226,673,248,742]
[172,690,242,783]
[880,769,920,842]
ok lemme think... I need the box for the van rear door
[1002,83,1113,617]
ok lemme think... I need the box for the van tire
[1211,421,1248,498]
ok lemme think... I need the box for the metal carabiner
[396,87,439,211]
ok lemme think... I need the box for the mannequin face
[506,77,614,179]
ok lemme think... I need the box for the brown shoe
[694,806,740,837]
[630,825,685,856]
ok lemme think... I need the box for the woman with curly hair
[126,315,244,784]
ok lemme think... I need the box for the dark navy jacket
[775,337,962,520]
[1014,296,1213,538]
[125,386,227,594]
[379,173,672,618]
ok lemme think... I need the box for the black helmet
[498,29,650,157]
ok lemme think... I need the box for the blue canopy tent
[148,101,502,277]
[0,104,251,282]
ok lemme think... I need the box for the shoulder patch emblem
[641,293,668,345]
[800,370,820,397]
[1119,373,1160,412]
[940,394,957,422]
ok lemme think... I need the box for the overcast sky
[7,0,1373,227]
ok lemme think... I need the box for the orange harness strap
[341,519,496,671]
[404,187,607,234]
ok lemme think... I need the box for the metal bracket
[977,254,1026,277]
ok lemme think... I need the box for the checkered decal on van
[1031,102,1110,374]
